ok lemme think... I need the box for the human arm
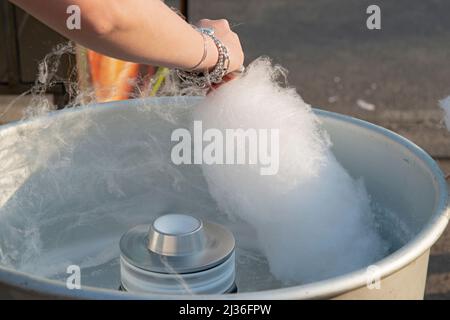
[9,0,244,73]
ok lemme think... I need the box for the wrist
[185,28,219,72]
[176,27,230,88]
[201,36,219,71]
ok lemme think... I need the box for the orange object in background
[76,46,161,103]
[87,51,140,103]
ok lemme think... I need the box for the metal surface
[120,251,236,295]
[0,97,448,299]
[120,214,236,294]
[120,216,235,274]
[148,214,206,256]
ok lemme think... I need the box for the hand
[196,19,244,75]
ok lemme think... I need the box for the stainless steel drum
[0,97,447,299]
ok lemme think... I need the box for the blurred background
[1,0,449,298]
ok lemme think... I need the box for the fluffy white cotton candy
[193,58,386,283]
[440,96,450,131]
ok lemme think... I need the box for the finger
[217,19,230,29]
[206,74,239,94]
[197,19,211,25]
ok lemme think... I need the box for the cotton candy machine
[0,97,448,299]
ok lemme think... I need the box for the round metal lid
[120,214,235,274]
